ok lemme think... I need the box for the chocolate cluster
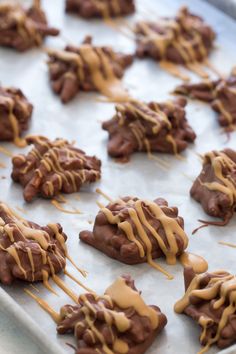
[0,86,33,143]
[175,267,236,351]
[191,148,236,225]
[0,202,67,285]
[12,135,101,202]
[80,196,188,267]
[66,0,135,18]
[135,6,215,64]
[102,98,196,159]
[47,36,133,103]
[0,1,59,51]
[174,68,236,129]
[57,275,167,354]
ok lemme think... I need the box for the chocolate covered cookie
[174,68,236,129]
[0,86,33,146]
[102,98,196,159]
[0,1,59,51]
[0,202,67,284]
[175,267,236,352]
[57,275,167,354]
[80,196,189,278]
[135,6,215,64]
[66,0,135,19]
[47,36,133,103]
[191,149,236,225]
[12,135,101,202]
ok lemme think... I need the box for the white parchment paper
[0,0,236,353]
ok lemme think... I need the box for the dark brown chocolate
[175,268,236,351]
[190,149,236,225]
[174,68,236,128]
[66,0,135,18]
[0,1,59,51]
[57,275,167,354]
[0,86,33,144]
[80,196,188,278]
[0,202,67,284]
[102,98,196,159]
[47,36,133,103]
[11,135,101,202]
[135,6,215,64]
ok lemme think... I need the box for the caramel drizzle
[0,203,86,284]
[137,13,209,64]
[0,3,43,46]
[26,276,158,354]
[174,271,236,354]
[47,45,129,102]
[21,136,100,199]
[0,146,13,157]
[101,198,189,279]
[0,96,27,147]
[200,151,236,206]
[116,101,181,160]
[135,9,214,79]
[93,0,122,19]
[179,252,208,274]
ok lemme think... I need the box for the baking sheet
[0,0,236,353]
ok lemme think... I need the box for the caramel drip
[175,271,236,353]
[214,99,233,124]
[159,61,190,81]
[204,59,223,79]
[64,269,93,293]
[0,145,13,159]
[96,188,113,202]
[219,241,236,249]
[201,151,236,205]
[52,275,78,303]
[48,223,87,277]
[15,206,27,214]
[0,161,6,168]
[42,270,58,296]
[179,252,208,274]
[186,62,209,79]
[7,246,27,278]
[144,139,170,171]
[51,200,82,214]
[24,289,60,323]
[102,198,188,279]
[105,277,158,329]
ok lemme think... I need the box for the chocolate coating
[66,0,135,18]
[190,148,236,224]
[11,135,101,202]
[0,87,33,142]
[0,2,59,51]
[175,268,236,350]
[47,36,133,103]
[102,98,196,159]
[80,196,188,265]
[174,68,236,128]
[0,202,67,285]
[135,7,215,64]
[57,275,167,354]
